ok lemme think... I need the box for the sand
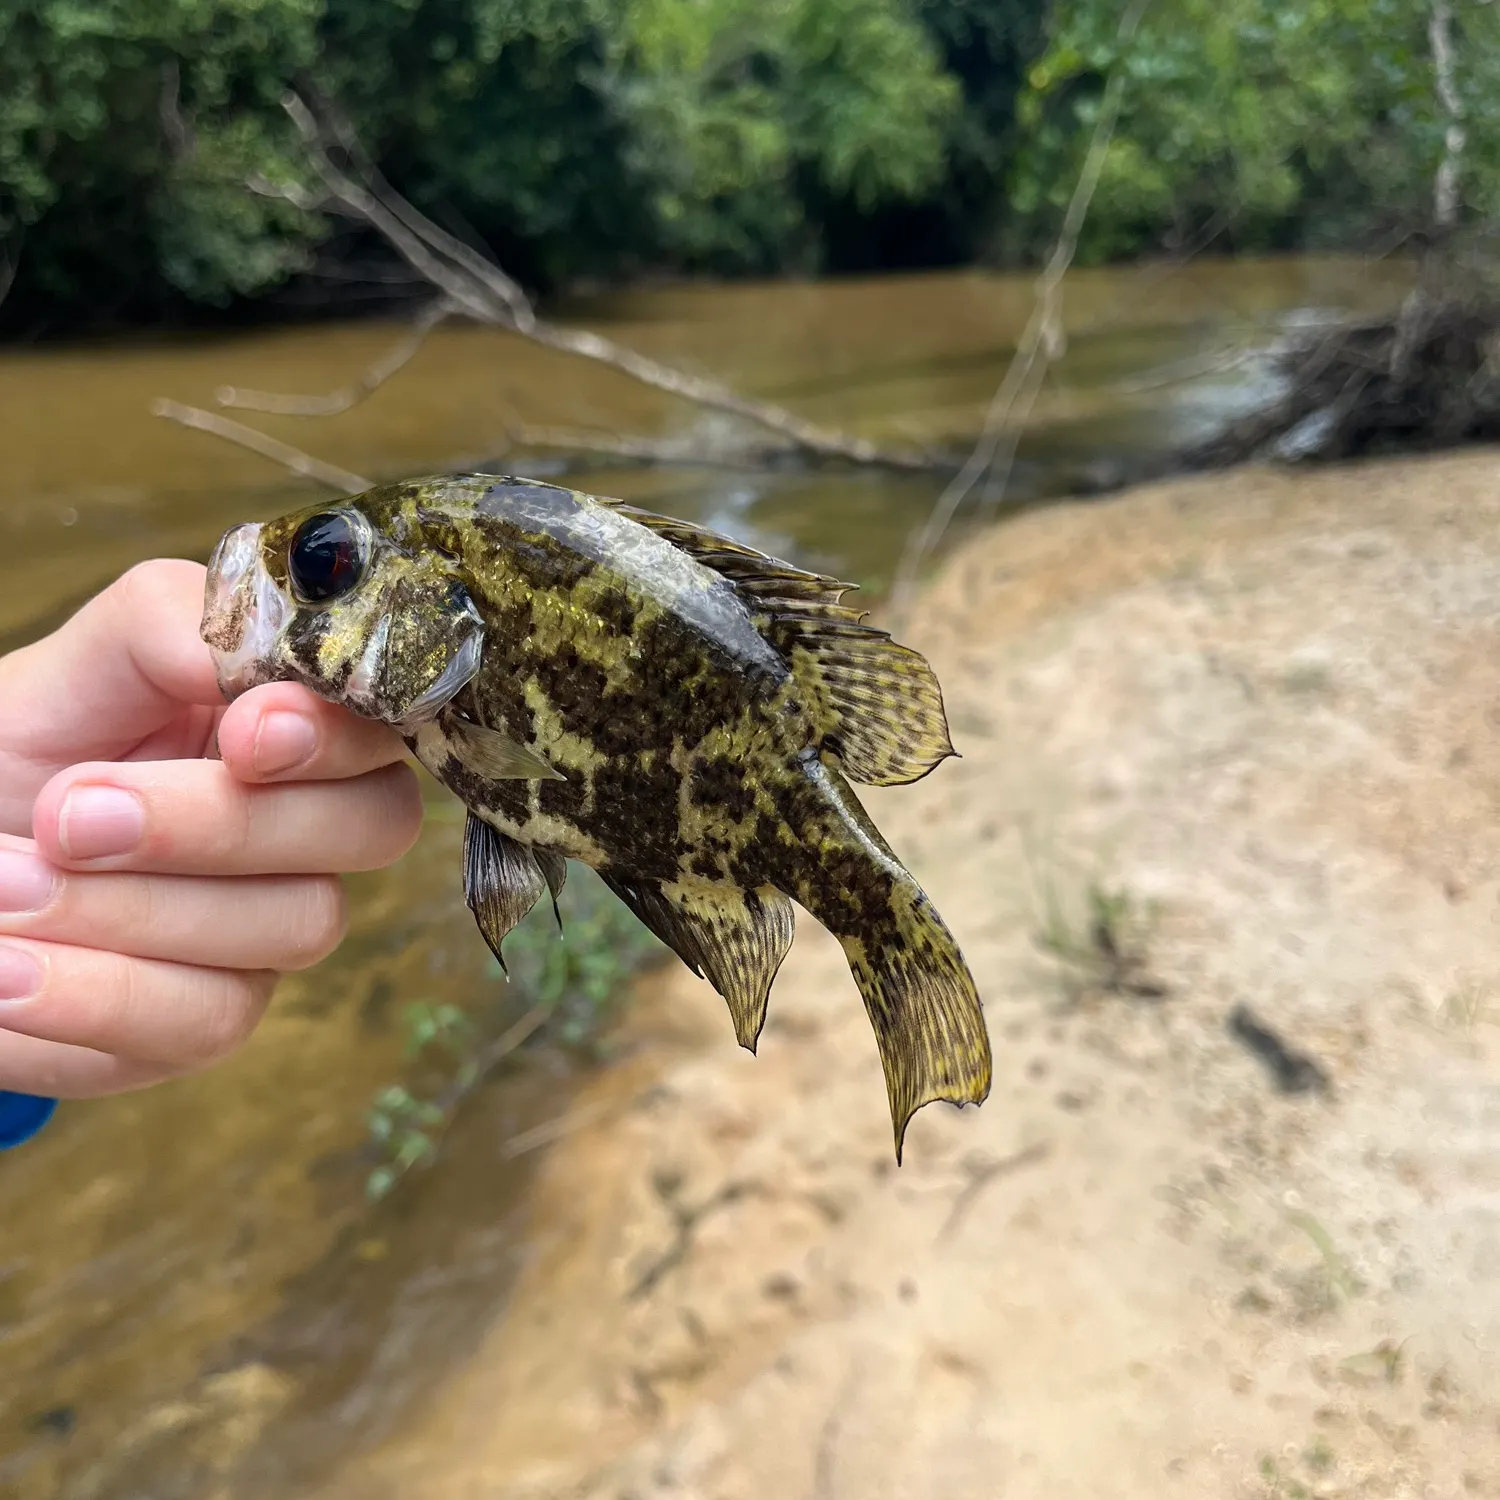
[317,449,1500,1500]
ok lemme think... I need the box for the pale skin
[0,559,425,1097]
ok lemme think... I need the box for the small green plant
[1288,1209,1364,1307]
[1339,1337,1407,1386]
[1034,874,1166,1004]
[1257,1455,1312,1500]
[1442,973,1499,1030]
[362,866,664,1201]
[365,1084,445,1201]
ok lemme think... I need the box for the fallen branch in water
[890,0,1152,615]
[150,398,370,492]
[216,296,458,415]
[227,90,940,475]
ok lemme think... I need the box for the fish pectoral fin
[599,875,794,1052]
[463,814,548,972]
[534,848,568,933]
[443,711,566,782]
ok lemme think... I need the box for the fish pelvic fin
[534,848,568,933]
[600,875,794,1052]
[837,883,992,1164]
[463,813,548,972]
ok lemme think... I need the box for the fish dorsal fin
[599,500,955,787]
[463,814,548,972]
[599,501,857,612]
[599,874,794,1052]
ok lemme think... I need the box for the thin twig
[149,399,370,493]
[216,297,456,414]
[270,90,937,473]
[502,1097,616,1159]
[889,0,1152,615]
[811,1362,864,1500]
[496,411,814,470]
[1110,344,1261,395]
[939,1141,1052,1241]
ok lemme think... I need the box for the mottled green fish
[200,474,992,1158]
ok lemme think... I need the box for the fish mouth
[200,522,288,702]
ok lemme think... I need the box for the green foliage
[362,864,661,1201]
[495,866,661,1047]
[1,0,1014,326]
[1007,0,1500,262]
[0,0,325,315]
[14,0,1500,327]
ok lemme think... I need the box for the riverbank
[301,447,1500,1499]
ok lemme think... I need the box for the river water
[0,256,1407,1499]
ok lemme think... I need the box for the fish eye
[287,512,365,603]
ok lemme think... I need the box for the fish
[200,473,992,1159]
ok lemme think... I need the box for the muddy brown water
[0,256,1408,1498]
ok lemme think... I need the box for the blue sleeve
[0,1092,57,1149]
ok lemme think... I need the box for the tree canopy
[2,0,1498,334]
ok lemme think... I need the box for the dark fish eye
[288,512,364,603]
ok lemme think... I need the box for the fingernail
[254,712,317,777]
[0,851,56,913]
[0,944,42,1003]
[58,786,145,861]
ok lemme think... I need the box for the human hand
[0,559,424,1102]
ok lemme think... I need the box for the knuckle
[188,971,274,1066]
[370,764,425,862]
[283,876,348,968]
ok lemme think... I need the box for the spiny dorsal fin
[599,874,794,1052]
[597,500,860,614]
[598,499,955,787]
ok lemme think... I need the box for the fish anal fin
[600,875,794,1051]
[463,814,548,972]
[443,710,565,782]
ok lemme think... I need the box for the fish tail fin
[836,878,993,1164]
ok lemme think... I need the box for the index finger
[214,682,411,784]
[2,560,222,771]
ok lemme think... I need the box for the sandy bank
[323,449,1500,1500]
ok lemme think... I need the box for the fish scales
[199,473,994,1159]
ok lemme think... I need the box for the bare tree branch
[216,297,457,415]
[890,0,1152,614]
[1430,0,1465,232]
[150,399,371,493]
[268,90,937,473]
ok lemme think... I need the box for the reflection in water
[0,257,1407,1498]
